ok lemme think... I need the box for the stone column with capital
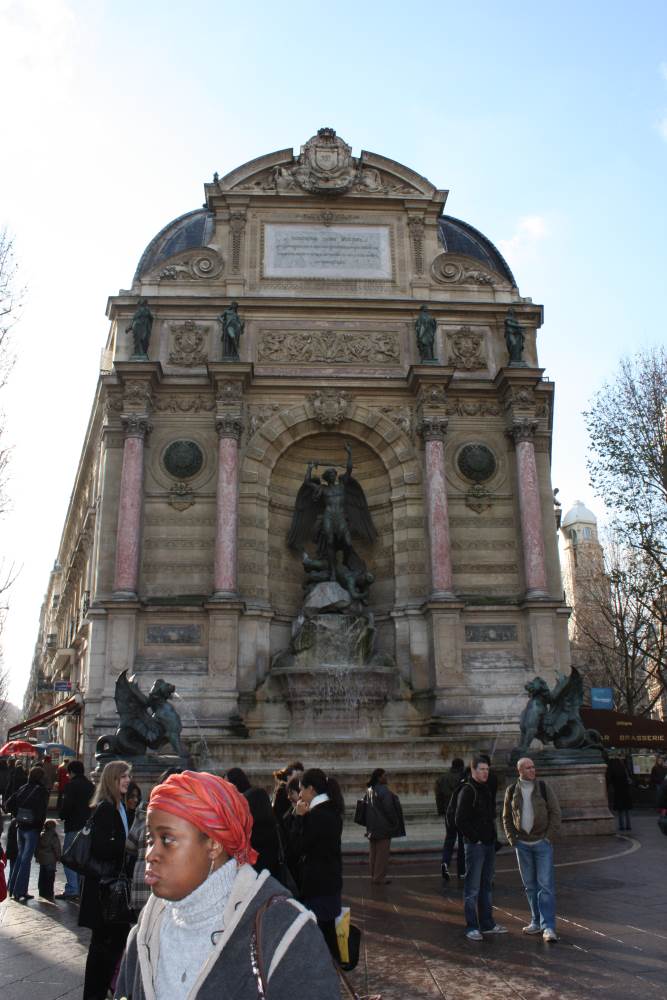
[213,411,243,597]
[420,416,455,599]
[113,414,151,598]
[509,418,549,598]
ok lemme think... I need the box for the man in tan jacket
[503,757,561,942]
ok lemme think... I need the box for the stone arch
[238,402,425,609]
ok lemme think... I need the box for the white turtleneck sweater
[155,858,238,1000]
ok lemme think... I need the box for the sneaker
[483,924,508,935]
[523,923,542,935]
[55,892,78,901]
[20,894,34,902]
[466,929,484,941]
[441,863,450,881]
[543,928,558,942]
[457,872,466,880]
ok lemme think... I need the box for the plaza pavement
[1,813,665,1000]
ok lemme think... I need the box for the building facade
[24,130,570,780]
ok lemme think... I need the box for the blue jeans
[8,828,38,899]
[463,840,496,931]
[515,839,556,931]
[63,830,80,896]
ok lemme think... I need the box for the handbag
[354,797,367,826]
[99,874,132,924]
[15,786,38,829]
[62,805,118,879]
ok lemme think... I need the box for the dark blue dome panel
[134,209,215,282]
[438,216,516,286]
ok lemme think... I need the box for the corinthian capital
[419,416,449,442]
[508,418,538,444]
[121,414,152,439]
[216,412,243,441]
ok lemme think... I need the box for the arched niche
[268,432,394,618]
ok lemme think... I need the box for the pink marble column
[511,419,548,598]
[422,417,455,599]
[213,413,242,597]
[113,415,150,597]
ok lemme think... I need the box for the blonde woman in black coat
[79,760,131,1000]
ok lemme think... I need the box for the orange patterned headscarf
[149,771,258,865]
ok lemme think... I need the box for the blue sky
[0,0,665,703]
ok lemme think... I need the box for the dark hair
[0,759,7,771]
[287,776,301,795]
[273,767,290,783]
[287,761,304,773]
[68,760,84,776]
[368,768,385,787]
[451,758,464,770]
[225,767,251,794]
[478,753,491,765]
[28,765,45,784]
[158,766,183,783]
[471,755,489,770]
[126,781,142,802]
[301,768,345,818]
[244,787,276,826]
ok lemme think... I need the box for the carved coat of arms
[294,128,357,195]
[169,320,208,367]
[307,389,351,426]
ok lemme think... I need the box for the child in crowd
[36,818,62,902]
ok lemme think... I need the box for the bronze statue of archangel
[287,442,377,600]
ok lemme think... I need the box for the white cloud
[498,214,549,265]
[658,115,667,142]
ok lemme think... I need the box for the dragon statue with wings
[518,667,602,752]
[287,441,377,605]
[95,670,187,761]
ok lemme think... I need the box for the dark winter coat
[59,773,94,832]
[114,866,341,1000]
[78,799,128,930]
[435,767,464,815]
[5,765,27,802]
[365,783,405,841]
[290,799,342,900]
[36,826,62,866]
[455,779,496,845]
[607,759,633,812]
[7,779,49,832]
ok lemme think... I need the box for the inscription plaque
[465,624,518,643]
[145,624,202,645]
[263,224,392,280]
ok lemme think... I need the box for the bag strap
[251,893,290,997]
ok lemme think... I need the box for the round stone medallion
[163,440,204,480]
[457,443,496,483]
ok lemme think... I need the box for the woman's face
[145,808,228,901]
[288,786,300,805]
[299,783,316,806]
[118,771,131,797]
[126,789,140,810]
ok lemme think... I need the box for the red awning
[8,696,81,739]
[581,707,667,750]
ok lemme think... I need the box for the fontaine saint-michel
[27,127,594,821]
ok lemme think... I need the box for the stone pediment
[214,128,442,202]
[430,252,512,289]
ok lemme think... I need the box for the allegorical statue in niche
[504,307,526,366]
[218,301,244,361]
[517,667,602,752]
[288,441,377,592]
[95,670,187,761]
[415,304,437,362]
[126,298,153,358]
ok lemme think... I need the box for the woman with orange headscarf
[114,771,339,1000]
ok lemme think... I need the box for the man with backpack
[455,755,507,941]
[502,757,561,943]
[437,758,465,881]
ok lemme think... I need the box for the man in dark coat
[455,756,507,941]
[57,759,94,900]
[436,757,465,880]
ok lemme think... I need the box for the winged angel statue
[518,667,602,752]
[95,670,187,761]
[288,442,377,603]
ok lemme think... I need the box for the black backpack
[445,779,477,830]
